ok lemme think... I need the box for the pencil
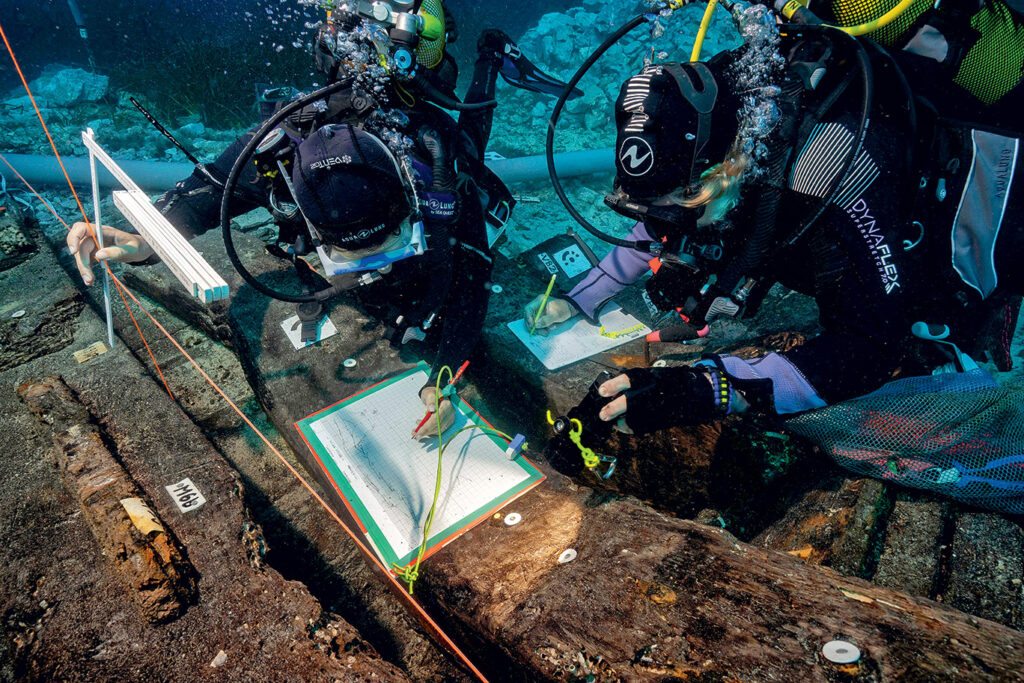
[529,273,557,335]
[413,361,471,436]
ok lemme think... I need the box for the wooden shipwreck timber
[4,222,1023,680]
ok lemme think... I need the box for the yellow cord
[545,411,600,469]
[691,0,720,62]
[395,81,416,108]
[599,323,646,339]
[393,366,513,594]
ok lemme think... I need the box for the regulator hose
[220,79,356,304]
[417,76,498,112]
[546,14,663,254]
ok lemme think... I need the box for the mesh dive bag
[786,370,1024,513]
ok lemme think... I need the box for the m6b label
[165,478,206,513]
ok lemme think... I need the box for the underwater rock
[27,68,108,106]
[0,205,36,270]
[176,122,206,138]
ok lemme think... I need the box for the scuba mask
[317,220,426,276]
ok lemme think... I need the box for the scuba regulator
[319,0,494,112]
[348,0,446,78]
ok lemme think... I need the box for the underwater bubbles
[728,2,785,174]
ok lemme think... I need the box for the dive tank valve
[254,128,293,179]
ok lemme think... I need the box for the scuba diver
[529,2,1023,444]
[67,0,578,438]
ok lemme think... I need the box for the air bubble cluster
[728,2,785,174]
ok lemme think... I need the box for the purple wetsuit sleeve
[696,353,828,415]
[567,222,655,322]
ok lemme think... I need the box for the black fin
[479,29,582,100]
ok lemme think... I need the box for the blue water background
[0,1,738,256]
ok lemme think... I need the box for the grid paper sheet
[508,305,650,371]
[305,370,536,564]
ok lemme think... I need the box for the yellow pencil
[529,273,557,335]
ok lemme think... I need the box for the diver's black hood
[613,49,741,200]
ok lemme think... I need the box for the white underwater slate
[508,305,650,371]
[280,314,338,350]
[298,367,543,567]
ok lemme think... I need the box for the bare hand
[523,294,574,335]
[597,373,633,433]
[413,386,456,439]
[67,222,154,286]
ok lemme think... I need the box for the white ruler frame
[82,129,229,304]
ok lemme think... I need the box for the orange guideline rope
[0,19,487,683]
[0,151,173,400]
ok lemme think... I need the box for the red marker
[413,361,470,436]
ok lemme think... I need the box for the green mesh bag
[786,370,1024,513]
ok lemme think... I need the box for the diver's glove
[523,295,575,334]
[597,366,733,435]
[413,386,456,439]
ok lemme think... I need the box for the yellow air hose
[691,0,721,62]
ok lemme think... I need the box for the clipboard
[295,363,544,571]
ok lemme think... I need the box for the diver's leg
[478,29,582,100]
[458,48,502,158]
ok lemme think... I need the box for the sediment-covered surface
[0,233,417,681]
[117,229,1024,680]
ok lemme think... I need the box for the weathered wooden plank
[124,229,1024,680]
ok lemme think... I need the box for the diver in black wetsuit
[529,12,1024,440]
[67,7,577,438]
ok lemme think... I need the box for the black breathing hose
[779,23,874,248]
[417,76,498,111]
[221,79,355,304]
[545,14,662,254]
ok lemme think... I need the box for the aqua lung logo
[310,155,352,171]
[846,198,901,294]
[336,223,386,244]
[619,137,655,177]
[422,195,457,218]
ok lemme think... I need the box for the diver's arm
[428,209,494,384]
[566,221,657,323]
[155,130,264,240]
[594,333,901,434]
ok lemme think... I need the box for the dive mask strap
[663,63,718,185]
